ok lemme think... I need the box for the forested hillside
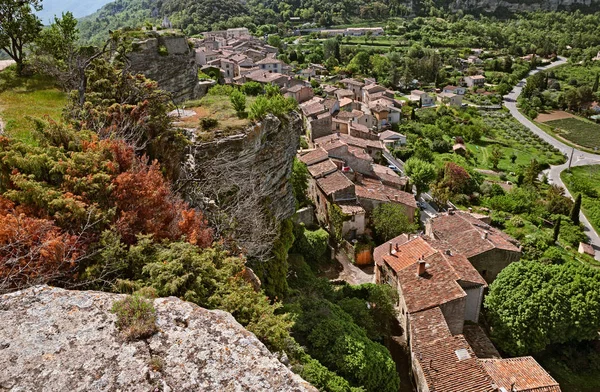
[78,0,249,43]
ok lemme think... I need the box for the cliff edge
[0,286,316,392]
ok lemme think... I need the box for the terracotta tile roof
[255,57,285,65]
[316,170,354,196]
[339,97,354,108]
[335,89,354,98]
[336,110,361,120]
[338,202,365,215]
[298,147,328,165]
[481,357,561,392]
[379,130,405,141]
[399,251,468,312]
[444,85,458,91]
[373,234,410,266]
[348,147,373,162]
[430,212,521,258]
[410,309,496,392]
[447,253,487,287]
[350,123,369,133]
[307,159,337,179]
[462,325,501,359]
[287,84,307,93]
[323,99,338,110]
[355,177,415,208]
[302,102,326,117]
[381,237,436,274]
[364,83,387,93]
[341,78,365,87]
[372,164,408,188]
[323,85,339,94]
[320,139,347,153]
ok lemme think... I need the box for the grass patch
[111,294,158,341]
[561,165,600,237]
[179,94,256,134]
[0,65,67,144]
[544,117,600,150]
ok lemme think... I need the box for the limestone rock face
[180,113,303,260]
[447,0,597,12]
[127,33,200,103]
[0,286,316,392]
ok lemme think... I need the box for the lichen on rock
[0,286,316,392]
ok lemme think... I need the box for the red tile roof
[316,170,354,196]
[430,212,521,258]
[307,159,337,178]
[481,357,561,392]
[373,234,410,266]
[410,308,496,392]
[355,177,416,208]
[298,147,328,165]
[382,237,436,274]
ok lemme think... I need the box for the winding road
[503,56,600,260]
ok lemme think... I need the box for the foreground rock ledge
[0,286,316,392]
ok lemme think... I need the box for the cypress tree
[570,193,582,224]
[593,73,599,93]
[553,216,561,243]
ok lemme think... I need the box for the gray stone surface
[0,286,316,392]
[128,35,200,103]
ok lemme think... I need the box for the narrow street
[330,249,374,285]
[504,57,600,260]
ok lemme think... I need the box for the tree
[230,89,246,117]
[31,12,80,90]
[404,158,436,197]
[510,152,517,164]
[489,145,503,171]
[593,73,599,93]
[553,216,561,243]
[0,0,42,75]
[372,204,415,242]
[323,38,340,61]
[485,261,600,356]
[291,158,309,208]
[570,193,582,224]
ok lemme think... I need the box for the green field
[0,65,67,144]
[561,165,600,237]
[545,118,600,150]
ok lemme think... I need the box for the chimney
[389,242,393,255]
[510,377,517,392]
[417,260,426,277]
[395,243,400,252]
[482,231,489,240]
[394,195,399,201]
[445,249,452,256]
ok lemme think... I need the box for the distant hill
[78,0,250,44]
[36,0,115,23]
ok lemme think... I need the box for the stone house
[226,27,249,39]
[335,89,355,101]
[340,78,365,101]
[465,75,486,87]
[355,177,416,222]
[362,84,388,104]
[379,130,406,148]
[309,170,358,234]
[443,85,466,95]
[437,92,463,107]
[255,57,285,74]
[410,90,435,107]
[284,85,314,103]
[578,242,596,257]
[425,211,522,282]
[339,203,367,240]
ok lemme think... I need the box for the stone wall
[127,32,200,103]
[179,113,302,260]
[440,296,466,335]
[469,248,521,283]
[0,286,317,392]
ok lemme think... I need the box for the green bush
[111,294,158,341]
[291,225,330,265]
[242,81,263,95]
[200,117,219,130]
[230,89,247,117]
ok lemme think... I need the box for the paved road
[504,56,600,260]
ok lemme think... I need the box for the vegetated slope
[36,0,114,23]
[78,0,248,44]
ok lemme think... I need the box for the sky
[35,0,114,24]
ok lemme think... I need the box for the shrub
[111,294,158,341]
[230,89,247,117]
[242,81,263,95]
[200,117,219,130]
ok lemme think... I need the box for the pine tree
[553,216,561,243]
[570,193,582,224]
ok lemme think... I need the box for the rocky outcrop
[179,113,303,260]
[127,32,200,103]
[0,286,316,392]
[443,0,598,12]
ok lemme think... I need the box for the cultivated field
[536,110,575,123]
[545,117,600,150]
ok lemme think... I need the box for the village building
[578,242,596,257]
[409,90,435,107]
[443,85,467,95]
[373,235,560,392]
[425,211,522,282]
[465,75,486,87]
[437,92,463,107]
[340,78,365,101]
[284,84,314,103]
[255,57,286,74]
[379,130,406,148]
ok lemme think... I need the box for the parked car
[388,164,400,173]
